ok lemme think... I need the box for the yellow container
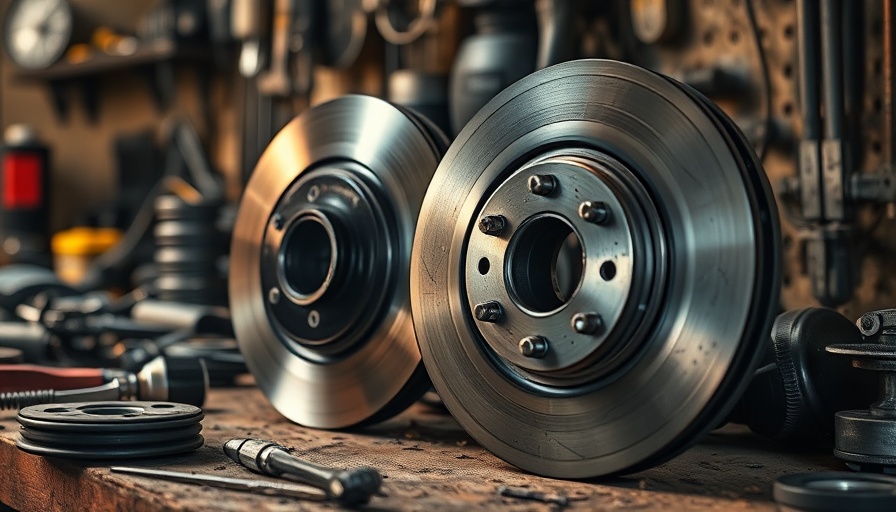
[52,227,122,284]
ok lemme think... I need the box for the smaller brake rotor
[16,401,204,459]
[231,95,447,428]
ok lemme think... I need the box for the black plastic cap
[164,356,208,407]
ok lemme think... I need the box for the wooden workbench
[0,383,843,511]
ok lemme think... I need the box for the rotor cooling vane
[411,60,780,478]
[231,95,446,428]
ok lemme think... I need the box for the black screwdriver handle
[224,438,382,506]
[267,448,381,505]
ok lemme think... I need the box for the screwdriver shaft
[110,466,326,501]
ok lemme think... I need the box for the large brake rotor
[231,95,445,428]
[411,60,780,478]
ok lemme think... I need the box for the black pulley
[230,95,447,428]
[412,59,780,478]
[16,401,204,459]
[733,308,877,444]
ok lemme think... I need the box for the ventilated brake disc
[231,95,446,429]
[411,60,780,478]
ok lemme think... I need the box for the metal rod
[821,0,844,139]
[820,0,847,221]
[798,0,821,141]
[797,0,823,221]
[885,0,896,168]
[110,466,326,501]
[841,0,863,171]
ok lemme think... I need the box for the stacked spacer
[16,401,204,459]
[154,195,228,306]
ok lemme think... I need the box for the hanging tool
[0,354,207,408]
[231,0,271,78]
[535,0,576,69]
[794,0,857,306]
[224,438,382,506]
[258,0,300,97]
[111,466,326,501]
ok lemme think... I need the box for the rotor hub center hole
[505,214,583,313]
[280,212,338,302]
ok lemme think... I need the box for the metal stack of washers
[154,195,228,306]
[16,401,204,459]
[826,308,896,471]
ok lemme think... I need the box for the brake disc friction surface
[231,96,444,429]
[411,60,779,477]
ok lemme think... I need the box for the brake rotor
[231,95,446,429]
[411,60,780,478]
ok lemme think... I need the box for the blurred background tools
[0,353,207,409]
[0,0,896,510]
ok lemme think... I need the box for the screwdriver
[0,355,207,409]
[224,438,382,506]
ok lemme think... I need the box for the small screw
[518,336,549,358]
[271,214,285,230]
[478,215,507,236]
[307,185,320,202]
[474,301,504,322]
[571,313,603,335]
[268,287,281,305]
[859,314,882,336]
[527,174,557,196]
[579,201,610,224]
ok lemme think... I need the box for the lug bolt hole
[600,261,617,281]
[478,257,490,275]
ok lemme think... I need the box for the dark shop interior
[0,0,895,510]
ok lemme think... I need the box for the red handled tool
[0,355,207,409]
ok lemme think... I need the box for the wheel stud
[572,312,603,335]
[518,336,549,358]
[478,215,507,236]
[527,174,557,196]
[579,201,610,224]
[474,301,504,322]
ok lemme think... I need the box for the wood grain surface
[0,384,845,511]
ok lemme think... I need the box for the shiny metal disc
[231,95,445,428]
[411,60,780,477]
